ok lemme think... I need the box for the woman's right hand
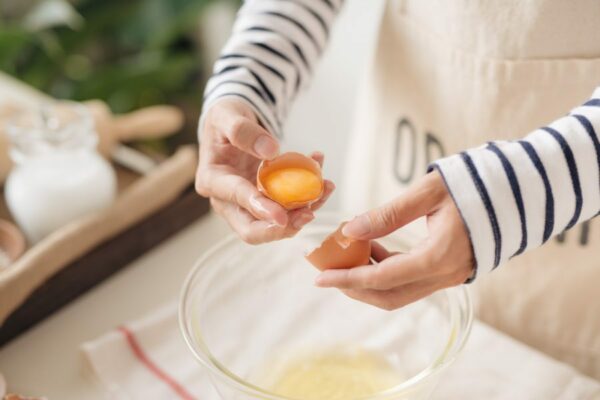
[195,98,335,244]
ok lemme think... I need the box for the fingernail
[249,195,271,218]
[250,196,287,226]
[254,136,278,159]
[342,215,371,238]
[315,274,335,288]
[314,275,326,287]
[293,212,314,230]
[323,181,336,193]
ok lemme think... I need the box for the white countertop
[0,213,231,399]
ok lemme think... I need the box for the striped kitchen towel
[81,303,600,400]
[81,304,217,400]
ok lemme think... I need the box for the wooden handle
[112,105,185,141]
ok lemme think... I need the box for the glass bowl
[180,213,472,400]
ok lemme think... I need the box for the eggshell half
[305,222,372,270]
[257,152,324,210]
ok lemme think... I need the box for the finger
[309,180,335,211]
[315,250,432,290]
[213,198,310,244]
[370,241,399,262]
[342,171,446,240]
[215,106,279,159]
[318,235,469,291]
[310,151,324,167]
[288,207,316,230]
[201,169,288,226]
[214,199,278,244]
[341,278,441,311]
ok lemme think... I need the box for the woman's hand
[196,98,335,244]
[315,171,473,310]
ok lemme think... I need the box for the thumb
[342,173,443,239]
[219,103,279,160]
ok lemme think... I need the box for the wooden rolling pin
[0,73,185,182]
[85,99,184,157]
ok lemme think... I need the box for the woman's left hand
[315,171,475,310]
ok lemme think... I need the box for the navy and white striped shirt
[431,92,600,275]
[203,0,344,137]
[202,0,600,277]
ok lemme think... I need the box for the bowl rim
[179,221,474,399]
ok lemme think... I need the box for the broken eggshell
[257,152,324,210]
[305,222,372,270]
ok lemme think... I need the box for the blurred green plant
[0,0,234,118]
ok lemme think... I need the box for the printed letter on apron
[342,0,600,378]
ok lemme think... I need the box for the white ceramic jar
[5,102,116,243]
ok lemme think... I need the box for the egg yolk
[262,167,322,205]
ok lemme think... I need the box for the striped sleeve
[430,87,600,278]
[202,0,344,137]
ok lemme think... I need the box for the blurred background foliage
[0,0,238,144]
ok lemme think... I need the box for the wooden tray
[0,146,209,346]
[0,187,208,346]
[0,74,206,346]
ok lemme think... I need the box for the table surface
[0,213,231,399]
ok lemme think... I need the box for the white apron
[342,0,600,379]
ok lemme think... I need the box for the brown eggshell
[257,152,324,210]
[305,222,372,270]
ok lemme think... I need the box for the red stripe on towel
[118,326,196,400]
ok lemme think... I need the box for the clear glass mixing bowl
[180,213,473,400]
